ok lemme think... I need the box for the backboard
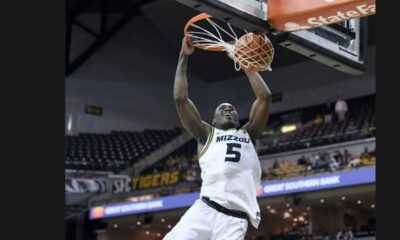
[176,0,370,75]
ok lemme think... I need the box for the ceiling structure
[66,0,376,82]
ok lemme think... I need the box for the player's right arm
[174,36,211,144]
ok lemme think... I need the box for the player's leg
[163,199,213,240]
[210,212,248,240]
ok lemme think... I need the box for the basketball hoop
[184,13,274,72]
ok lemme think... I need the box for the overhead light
[167,224,172,229]
[357,200,362,204]
[145,231,150,235]
[289,208,293,212]
[161,218,165,222]
[113,224,118,228]
[303,212,307,216]
[157,233,161,237]
[299,216,305,222]
[306,206,311,211]
[371,204,375,208]
[284,212,291,219]
[342,196,346,200]
[305,221,308,224]
[137,221,141,225]
[294,218,298,222]
[286,203,290,207]
[267,205,271,209]
[281,124,297,133]
[320,199,325,203]
[270,209,277,214]
[67,115,73,133]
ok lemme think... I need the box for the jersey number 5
[225,143,241,162]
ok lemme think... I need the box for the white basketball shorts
[163,199,248,240]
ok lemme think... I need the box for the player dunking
[163,36,272,240]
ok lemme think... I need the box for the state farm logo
[307,4,375,27]
[284,3,376,31]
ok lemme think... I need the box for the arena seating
[138,143,374,195]
[261,148,375,181]
[133,95,375,189]
[65,128,182,173]
[258,95,375,155]
[141,139,197,174]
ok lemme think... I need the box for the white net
[231,33,274,71]
[186,16,274,72]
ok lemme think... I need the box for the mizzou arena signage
[112,171,180,194]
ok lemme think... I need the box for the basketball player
[163,36,271,240]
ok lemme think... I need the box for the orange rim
[184,13,225,51]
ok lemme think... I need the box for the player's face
[213,103,239,129]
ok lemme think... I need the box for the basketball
[233,33,274,72]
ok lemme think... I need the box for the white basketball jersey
[198,127,262,228]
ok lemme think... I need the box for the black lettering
[216,135,250,144]
[225,143,242,162]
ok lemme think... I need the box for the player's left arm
[242,71,271,141]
